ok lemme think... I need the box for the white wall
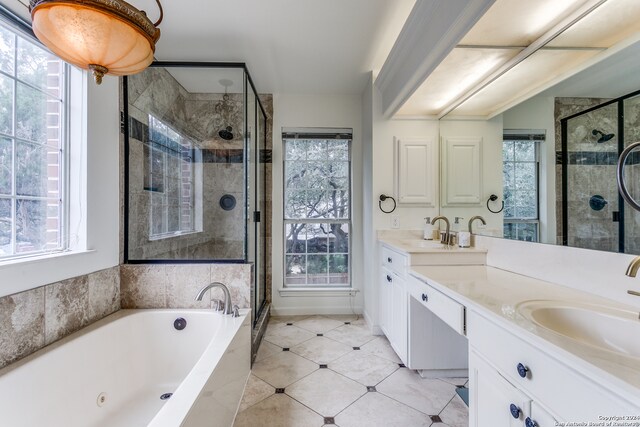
[271,93,363,315]
[1,75,121,297]
[362,82,440,329]
[362,74,375,328]
[439,117,504,234]
[502,95,557,244]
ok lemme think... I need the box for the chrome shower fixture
[592,129,614,143]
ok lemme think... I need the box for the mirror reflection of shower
[592,129,615,143]
[216,79,235,141]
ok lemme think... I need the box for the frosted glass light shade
[30,0,161,84]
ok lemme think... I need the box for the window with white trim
[0,17,68,259]
[145,115,195,239]
[283,131,351,288]
[503,133,541,242]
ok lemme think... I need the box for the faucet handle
[212,299,224,311]
[628,290,640,297]
[233,305,240,317]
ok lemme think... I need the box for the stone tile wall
[0,266,120,369]
[120,263,252,309]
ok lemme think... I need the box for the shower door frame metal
[560,88,640,252]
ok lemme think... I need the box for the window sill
[148,230,199,242]
[278,287,359,297]
[0,249,96,268]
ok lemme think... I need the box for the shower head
[218,126,234,141]
[592,129,615,143]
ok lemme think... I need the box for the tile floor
[234,314,468,427]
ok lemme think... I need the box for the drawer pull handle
[509,403,521,419]
[386,275,392,282]
[525,417,538,427]
[421,293,428,302]
[517,363,529,378]
[387,257,393,263]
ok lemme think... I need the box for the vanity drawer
[381,245,408,277]
[467,310,637,420]
[408,276,465,335]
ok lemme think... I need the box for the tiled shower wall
[0,266,120,369]
[555,96,640,254]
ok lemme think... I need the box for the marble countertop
[410,265,640,403]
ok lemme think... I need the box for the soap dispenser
[423,217,433,240]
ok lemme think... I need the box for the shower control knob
[509,404,521,419]
[387,257,392,263]
[517,363,529,378]
[421,293,428,302]
[386,275,392,283]
[525,417,538,427]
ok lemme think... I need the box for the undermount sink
[517,300,640,358]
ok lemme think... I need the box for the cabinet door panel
[470,350,530,427]
[528,402,559,427]
[441,137,482,205]
[395,138,437,206]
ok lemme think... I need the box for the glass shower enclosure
[561,89,640,254]
[122,62,268,324]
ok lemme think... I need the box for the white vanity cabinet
[378,244,408,363]
[470,349,531,427]
[468,310,637,426]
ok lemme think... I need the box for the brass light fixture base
[89,64,109,85]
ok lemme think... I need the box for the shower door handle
[253,211,261,222]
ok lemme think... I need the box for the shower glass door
[563,103,619,252]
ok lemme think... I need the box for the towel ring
[378,194,396,214]
[486,194,504,214]
[617,141,640,212]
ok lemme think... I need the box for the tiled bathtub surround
[0,266,120,369]
[120,263,252,309]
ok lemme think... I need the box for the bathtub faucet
[195,282,233,315]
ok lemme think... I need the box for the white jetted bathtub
[0,309,250,427]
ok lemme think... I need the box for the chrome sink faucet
[195,282,233,315]
[431,216,450,245]
[468,215,486,234]
[625,257,640,298]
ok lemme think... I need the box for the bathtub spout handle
[233,305,240,318]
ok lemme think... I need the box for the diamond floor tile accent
[360,336,402,363]
[324,323,377,347]
[238,374,274,412]
[286,369,367,417]
[335,390,432,427]
[440,394,469,427]
[290,336,353,364]
[237,315,469,427]
[251,350,318,388]
[233,393,324,427]
[331,351,399,386]
[254,340,281,363]
[294,315,345,333]
[377,369,457,415]
[263,324,316,348]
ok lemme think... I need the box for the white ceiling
[7,0,415,95]
[142,0,415,95]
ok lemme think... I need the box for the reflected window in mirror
[503,133,543,242]
[144,115,198,240]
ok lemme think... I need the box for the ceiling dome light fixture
[29,0,163,84]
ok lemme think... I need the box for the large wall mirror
[434,5,640,255]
